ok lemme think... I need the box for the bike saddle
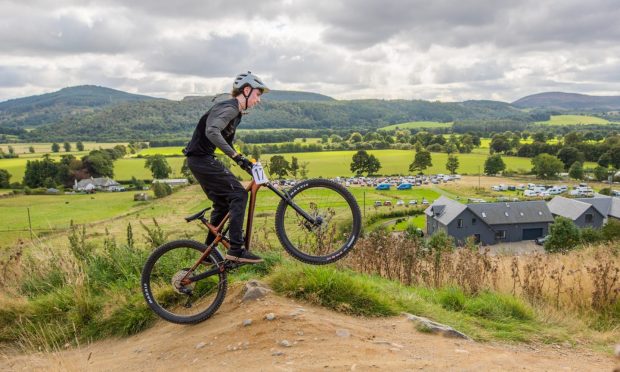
[184,207,211,222]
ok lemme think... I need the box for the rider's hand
[233,154,253,173]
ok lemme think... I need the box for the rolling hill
[512,92,620,110]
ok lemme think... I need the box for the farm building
[425,196,553,245]
[547,196,606,228]
[73,177,124,192]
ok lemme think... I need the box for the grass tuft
[268,264,399,317]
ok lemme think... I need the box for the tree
[568,161,584,180]
[490,134,511,154]
[29,146,35,153]
[299,161,309,179]
[51,143,60,152]
[350,150,370,176]
[409,150,432,173]
[531,153,564,179]
[76,141,84,151]
[82,151,114,178]
[366,154,381,175]
[349,132,363,143]
[532,132,546,143]
[251,145,261,161]
[181,158,195,184]
[290,156,299,178]
[152,182,172,198]
[446,155,459,174]
[0,169,11,188]
[557,146,584,170]
[484,154,505,175]
[130,176,145,190]
[63,142,72,152]
[544,217,581,253]
[145,155,172,179]
[593,165,609,181]
[23,156,59,188]
[268,155,290,179]
[8,146,14,155]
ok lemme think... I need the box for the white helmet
[233,71,270,93]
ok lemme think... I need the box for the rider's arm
[205,105,240,158]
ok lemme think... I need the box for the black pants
[186,155,247,249]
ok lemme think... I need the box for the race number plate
[251,162,269,184]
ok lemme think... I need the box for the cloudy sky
[1,0,620,103]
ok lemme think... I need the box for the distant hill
[0,85,162,129]
[512,92,620,110]
[181,90,334,103]
[0,85,160,113]
[262,90,334,102]
[0,85,547,142]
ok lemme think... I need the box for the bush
[601,219,620,242]
[545,217,581,253]
[152,182,172,198]
[581,227,603,244]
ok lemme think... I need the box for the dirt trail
[1,285,616,371]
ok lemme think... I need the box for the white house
[74,177,125,192]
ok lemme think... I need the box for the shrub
[601,219,620,242]
[152,182,172,198]
[545,217,581,253]
[581,227,603,244]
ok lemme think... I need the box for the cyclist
[183,72,269,264]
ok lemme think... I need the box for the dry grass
[345,232,620,330]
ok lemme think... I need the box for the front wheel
[275,179,362,265]
[141,240,227,324]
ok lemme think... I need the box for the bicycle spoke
[142,240,227,323]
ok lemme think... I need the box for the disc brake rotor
[171,269,196,294]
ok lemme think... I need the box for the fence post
[27,207,33,240]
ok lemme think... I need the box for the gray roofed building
[425,197,553,245]
[548,196,605,228]
[74,177,124,192]
[424,196,467,225]
[468,201,554,225]
[576,194,620,221]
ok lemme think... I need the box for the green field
[0,148,599,183]
[379,121,453,131]
[0,191,154,246]
[535,115,612,125]
[0,142,126,155]
[0,182,441,247]
[257,150,537,177]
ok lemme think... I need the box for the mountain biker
[183,72,269,264]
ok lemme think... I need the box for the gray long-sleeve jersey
[183,98,242,158]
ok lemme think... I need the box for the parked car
[421,198,429,205]
[397,183,412,190]
[535,235,550,246]
[408,200,418,205]
[374,200,382,207]
[375,183,391,190]
[383,200,392,206]
[396,199,405,206]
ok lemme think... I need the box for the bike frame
[181,178,319,284]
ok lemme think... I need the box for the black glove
[233,154,253,173]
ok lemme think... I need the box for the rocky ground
[1,281,617,371]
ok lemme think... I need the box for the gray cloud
[1,0,620,102]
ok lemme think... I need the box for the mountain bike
[141,162,362,324]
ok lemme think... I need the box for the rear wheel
[275,179,362,265]
[141,240,227,324]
